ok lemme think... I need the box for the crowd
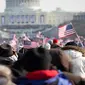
[0,38,85,85]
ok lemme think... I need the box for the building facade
[0,10,47,26]
[73,12,85,21]
[46,9,74,26]
[0,0,75,38]
[0,0,74,26]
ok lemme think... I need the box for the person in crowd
[15,47,73,85]
[18,47,28,59]
[49,48,85,84]
[65,41,78,47]
[49,48,71,72]
[48,39,53,45]
[51,39,61,48]
[62,43,85,78]
[0,65,15,85]
[44,42,51,50]
[12,47,85,85]
[11,58,27,79]
[0,43,18,66]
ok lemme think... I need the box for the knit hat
[21,47,52,72]
[53,39,58,44]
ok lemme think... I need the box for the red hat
[53,39,58,44]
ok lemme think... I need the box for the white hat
[44,43,51,50]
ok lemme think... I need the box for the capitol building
[0,0,74,38]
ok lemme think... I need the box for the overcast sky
[0,0,85,12]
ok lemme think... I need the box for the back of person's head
[65,41,78,46]
[44,43,51,50]
[53,39,58,44]
[48,40,53,45]
[49,49,70,71]
[51,39,61,49]
[20,47,52,72]
[51,44,61,49]
[0,43,18,63]
[0,43,13,57]
[0,65,15,85]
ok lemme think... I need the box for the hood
[62,46,85,57]
[64,50,83,59]
[26,70,58,80]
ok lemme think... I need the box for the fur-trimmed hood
[62,46,85,59]
[62,46,85,57]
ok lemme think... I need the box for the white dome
[6,0,40,9]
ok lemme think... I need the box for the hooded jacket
[62,46,85,78]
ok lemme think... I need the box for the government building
[0,0,75,38]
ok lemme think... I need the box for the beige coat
[62,46,85,78]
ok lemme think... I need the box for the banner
[23,40,31,46]
[58,23,75,38]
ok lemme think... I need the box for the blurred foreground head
[0,65,15,85]
[20,47,52,72]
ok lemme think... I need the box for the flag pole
[71,23,84,47]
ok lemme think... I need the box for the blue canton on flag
[58,23,75,38]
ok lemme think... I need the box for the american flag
[9,34,18,51]
[43,38,49,44]
[23,41,38,49]
[36,31,43,38]
[23,40,31,48]
[22,34,31,41]
[22,34,33,48]
[58,23,75,38]
[13,34,17,42]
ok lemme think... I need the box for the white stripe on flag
[58,23,75,38]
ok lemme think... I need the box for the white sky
[0,0,85,12]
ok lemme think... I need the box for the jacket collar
[26,70,59,80]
